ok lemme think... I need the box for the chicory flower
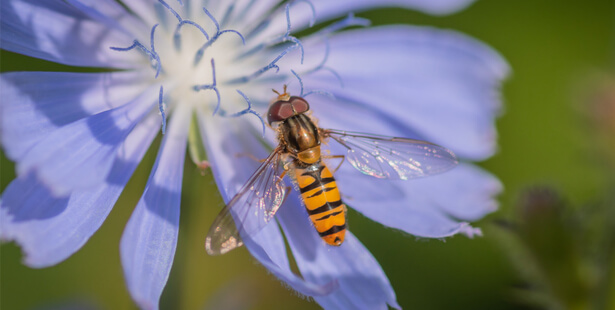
[0,0,508,309]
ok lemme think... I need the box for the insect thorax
[279,114,321,165]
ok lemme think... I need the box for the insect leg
[235,153,268,163]
[279,160,294,179]
[322,154,345,174]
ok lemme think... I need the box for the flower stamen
[226,44,299,85]
[306,39,344,87]
[158,0,182,22]
[193,59,222,116]
[175,20,210,51]
[110,24,162,78]
[157,0,210,51]
[291,70,334,98]
[280,3,307,64]
[194,7,246,66]
[238,1,312,61]
[158,86,168,134]
[108,0,336,135]
[291,69,305,96]
[289,0,316,28]
[294,13,370,88]
[217,90,266,137]
[284,36,305,64]
[316,13,371,36]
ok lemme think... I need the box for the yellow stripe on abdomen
[295,164,346,246]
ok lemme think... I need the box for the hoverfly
[205,87,459,255]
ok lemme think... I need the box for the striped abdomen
[295,163,346,246]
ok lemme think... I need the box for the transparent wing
[205,147,287,255]
[323,129,458,180]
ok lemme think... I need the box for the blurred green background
[1,0,614,309]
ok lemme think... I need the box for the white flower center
[110,0,368,135]
[111,2,273,126]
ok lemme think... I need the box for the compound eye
[267,102,295,124]
[289,96,310,114]
[278,103,294,119]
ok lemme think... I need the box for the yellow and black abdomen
[295,164,346,246]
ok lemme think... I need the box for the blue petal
[277,196,400,310]
[246,0,477,44]
[0,71,152,161]
[120,107,189,310]
[199,114,337,296]
[333,163,497,238]
[220,0,281,33]
[298,25,509,160]
[243,217,338,296]
[0,0,142,67]
[64,0,150,35]
[392,163,501,222]
[0,113,160,267]
[310,0,477,16]
[119,0,158,26]
[15,85,158,196]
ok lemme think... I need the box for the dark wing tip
[205,230,244,256]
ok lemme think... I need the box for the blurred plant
[496,186,615,310]
[494,73,615,310]
[581,72,615,310]
[577,73,615,172]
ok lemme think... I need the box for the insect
[205,87,459,255]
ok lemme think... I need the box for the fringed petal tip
[0,222,64,269]
[458,223,483,238]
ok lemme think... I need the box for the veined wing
[205,146,287,255]
[322,129,458,180]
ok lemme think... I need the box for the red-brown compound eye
[267,96,311,124]
[267,101,294,124]
[289,96,310,114]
